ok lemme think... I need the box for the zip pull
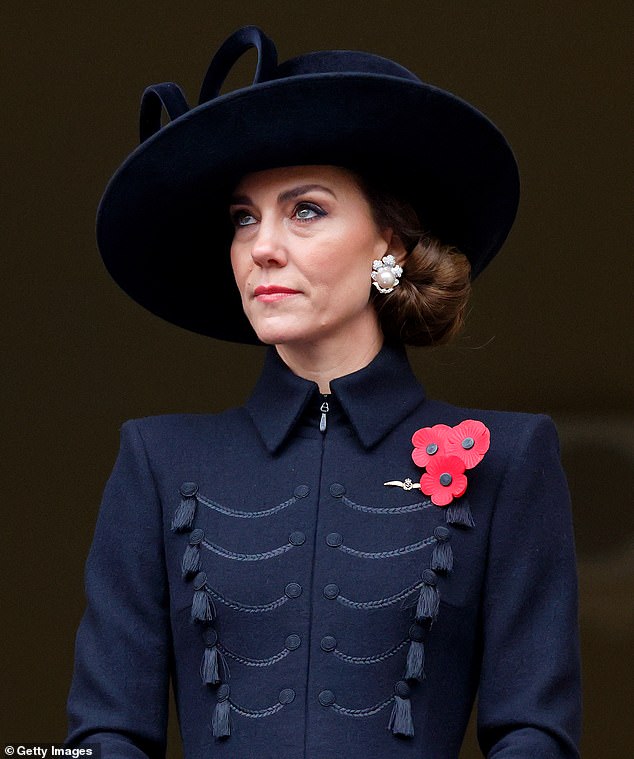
[319,397,330,433]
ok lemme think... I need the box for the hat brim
[97,73,519,344]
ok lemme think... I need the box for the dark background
[2,1,632,756]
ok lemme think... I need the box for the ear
[380,228,408,266]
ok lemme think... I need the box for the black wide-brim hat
[97,25,520,344]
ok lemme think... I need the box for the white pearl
[376,268,396,288]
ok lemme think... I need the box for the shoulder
[414,398,563,491]
[117,407,254,454]
[420,397,560,449]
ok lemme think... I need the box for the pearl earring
[371,254,403,294]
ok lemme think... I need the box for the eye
[230,209,257,227]
[293,202,326,222]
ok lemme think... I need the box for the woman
[65,25,582,758]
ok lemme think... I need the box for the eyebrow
[229,184,337,206]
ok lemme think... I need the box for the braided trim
[337,579,424,609]
[197,493,299,518]
[219,643,290,667]
[229,700,285,718]
[201,538,294,561]
[333,637,409,665]
[331,696,394,717]
[339,536,436,559]
[206,584,289,613]
[340,495,432,514]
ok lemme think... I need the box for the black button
[189,528,204,545]
[289,531,306,546]
[426,443,438,455]
[422,569,438,586]
[323,583,339,599]
[320,635,337,651]
[439,473,453,486]
[462,436,475,450]
[285,634,301,650]
[180,481,198,497]
[203,627,218,646]
[279,688,295,704]
[285,582,302,598]
[434,526,450,541]
[294,485,310,498]
[217,683,230,701]
[329,483,345,498]
[326,532,343,547]
[318,689,335,706]
[408,623,425,642]
[193,571,207,590]
[394,680,411,698]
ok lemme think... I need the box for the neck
[275,328,384,394]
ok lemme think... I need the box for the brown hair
[354,173,472,347]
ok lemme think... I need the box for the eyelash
[230,210,256,227]
[230,202,327,227]
[293,202,327,223]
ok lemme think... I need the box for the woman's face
[229,165,392,349]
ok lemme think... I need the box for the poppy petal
[446,420,490,469]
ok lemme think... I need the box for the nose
[250,217,288,268]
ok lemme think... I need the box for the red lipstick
[254,285,300,302]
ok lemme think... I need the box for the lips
[253,285,301,303]
[254,285,300,296]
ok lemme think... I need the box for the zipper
[319,395,330,434]
[305,392,329,756]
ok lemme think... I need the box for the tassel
[388,696,414,737]
[171,482,199,532]
[192,589,216,623]
[405,623,426,681]
[191,572,216,622]
[387,681,414,737]
[405,641,425,681]
[200,627,229,685]
[212,684,231,738]
[181,528,205,578]
[416,569,440,622]
[201,645,221,684]
[181,544,201,577]
[431,526,453,573]
[431,541,453,572]
[445,499,474,528]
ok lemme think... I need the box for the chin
[254,330,305,347]
[250,323,296,346]
[248,316,309,347]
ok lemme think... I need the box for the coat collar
[245,342,426,453]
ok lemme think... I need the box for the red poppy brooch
[385,420,490,523]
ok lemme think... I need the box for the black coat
[65,343,582,758]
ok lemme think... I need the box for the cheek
[310,253,373,310]
[315,226,377,284]
[230,245,248,290]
